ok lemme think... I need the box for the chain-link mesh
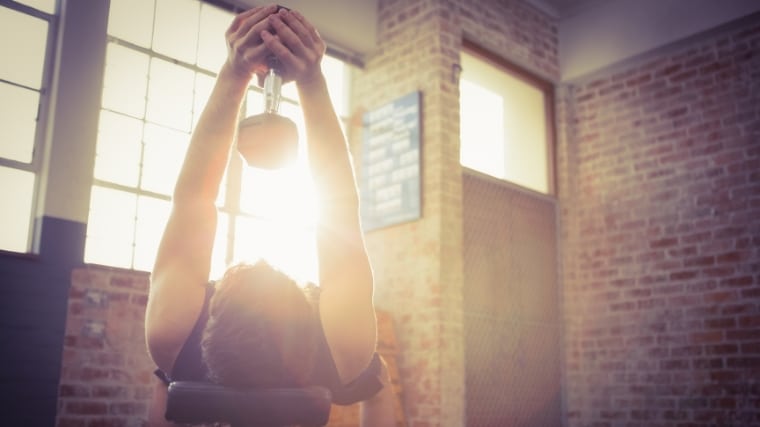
[463,173,562,427]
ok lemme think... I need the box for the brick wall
[57,268,153,427]
[350,1,558,426]
[557,15,760,427]
[350,1,466,425]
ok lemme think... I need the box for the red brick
[705,343,739,355]
[721,276,753,287]
[65,401,108,416]
[86,419,128,427]
[726,357,760,369]
[59,384,91,398]
[108,402,146,415]
[690,330,724,344]
[704,317,737,329]
[57,419,86,427]
[738,315,760,328]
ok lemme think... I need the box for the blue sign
[360,91,421,231]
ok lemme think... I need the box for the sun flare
[228,158,320,286]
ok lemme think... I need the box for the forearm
[173,64,250,203]
[297,74,360,213]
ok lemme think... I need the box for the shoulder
[145,277,209,374]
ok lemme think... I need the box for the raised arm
[145,5,278,374]
[263,10,377,382]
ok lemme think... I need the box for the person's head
[201,260,318,388]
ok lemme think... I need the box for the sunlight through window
[460,48,552,194]
[0,167,35,252]
[0,84,39,163]
[0,4,52,253]
[87,0,351,284]
[460,79,505,178]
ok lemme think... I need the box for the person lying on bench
[144,5,394,426]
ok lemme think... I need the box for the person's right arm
[144,4,277,375]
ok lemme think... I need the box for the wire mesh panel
[463,172,561,427]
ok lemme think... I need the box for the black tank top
[163,282,382,406]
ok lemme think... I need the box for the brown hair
[201,261,318,387]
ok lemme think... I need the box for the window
[13,0,56,14]
[459,45,554,194]
[86,0,351,284]
[0,1,56,253]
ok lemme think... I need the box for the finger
[232,4,278,40]
[285,10,326,61]
[290,10,322,44]
[226,5,270,36]
[241,43,271,72]
[268,12,309,59]
[261,30,297,71]
[239,13,276,47]
[280,10,316,50]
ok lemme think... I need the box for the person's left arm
[261,9,377,383]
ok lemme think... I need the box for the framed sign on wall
[360,91,422,231]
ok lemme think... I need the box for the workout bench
[165,381,332,427]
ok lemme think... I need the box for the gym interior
[1,0,759,425]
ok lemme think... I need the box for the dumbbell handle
[263,68,283,114]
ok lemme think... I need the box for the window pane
[503,77,548,193]
[107,0,155,48]
[141,123,189,195]
[0,7,48,89]
[153,0,200,64]
[281,80,298,102]
[15,0,56,14]
[133,195,171,271]
[0,167,34,252]
[460,50,550,193]
[197,3,231,72]
[245,89,264,118]
[85,186,137,269]
[460,79,504,178]
[146,58,194,131]
[94,110,143,186]
[0,83,39,163]
[102,43,149,118]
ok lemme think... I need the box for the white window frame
[0,0,58,254]
[459,42,556,195]
[86,0,353,284]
